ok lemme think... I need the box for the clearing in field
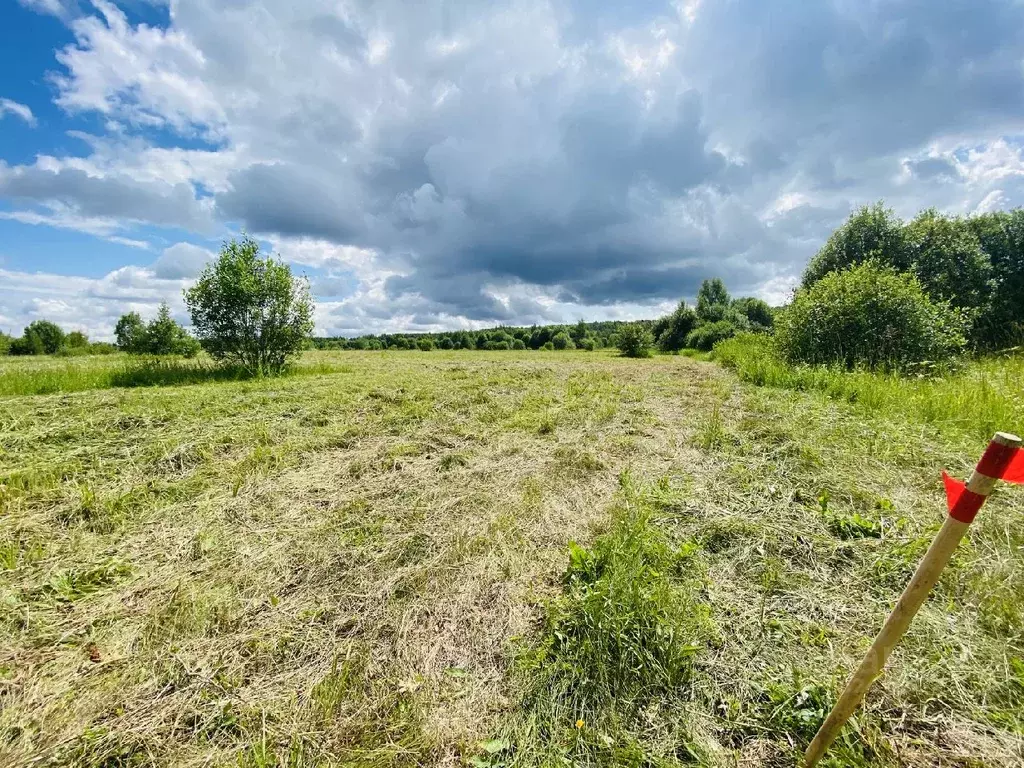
[1,350,1022,767]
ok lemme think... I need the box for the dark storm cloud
[0,162,213,231]
[217,163,364,242]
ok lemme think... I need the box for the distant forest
[310,319,642,352]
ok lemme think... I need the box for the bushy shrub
[657,301,697,352]
[9,331,44,355]
[0,332,11,356]
[775,261,968,370]
[487,340,511,350]
[578,337,595,351]
[417,338,434,351]
[551,332,575,350]
[731,297,774,331]
[26,320,65,354]
[970,209,1024,348]
[542,341,555,351]
[903,210,992,314]
[146,304,201,356]
[617,324,653,358]
[685,320,741,351]
[803,203,910,288]
[115,305,200,357]
[65,330,89,348]
[439,337,455,350]
[512,338,527,350]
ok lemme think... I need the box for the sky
[2,0,1024,340]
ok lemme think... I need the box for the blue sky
[3,0,1024,339]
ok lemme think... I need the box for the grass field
[2,350,1022,767]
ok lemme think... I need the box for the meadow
[1,349,1022,767]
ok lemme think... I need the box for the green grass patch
[714,334,1024,442]
[495,475,712,766]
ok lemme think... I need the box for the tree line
[6,204,1023,373]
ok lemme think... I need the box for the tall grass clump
[0,355,348,396]
[714,334,1024,443]
[500,476,710,766]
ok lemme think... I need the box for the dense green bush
[970,210,1024,347]
[65,331,89,348]
[542,341,555,351]
[731,297,774,331]
[578,337,595,351]
[417,338,434,351]
[512,338,527,350]
[114,305,200,357]
[617,324,653,358]
[656,301,697,352]
[487,340,511,350]
[685,320,740,351]
[0,332,11,356]
[552,332,575,350]
[903,210,992,314]
[9,331,44,356]
[775,261,968,370]
[25,320,66,354]
[802,203,909,287]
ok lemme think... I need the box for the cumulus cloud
[0,265,191,340]
[4,0,1024,335]
[150,242,215,279]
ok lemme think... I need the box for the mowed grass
[1,350,1022,767]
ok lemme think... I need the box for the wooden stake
[803,431,1023,767]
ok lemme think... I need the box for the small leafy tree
[185,236,314,375]
[696,279,731,322]
[145,304,201,356]
[512,338,527,350]
[417,338,434,351]
[115,312,147,353]
[65,330,89,348]
[617,323,653,358]
[25,320,65,354]
[0,331,11,356]
[775,261,968,370]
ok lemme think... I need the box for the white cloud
[150,242,215,278]
[0,98,36,126]
[3,0,1024,336]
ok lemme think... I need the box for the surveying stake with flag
[804,432,1024,767]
